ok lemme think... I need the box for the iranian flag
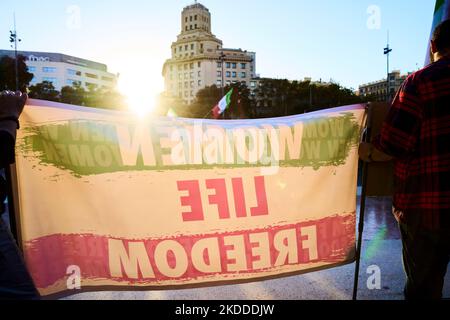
[212,88,233,119]
[425,0,450,65]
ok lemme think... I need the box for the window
[190,25,193,30]
[184,64,188,70]
[185,17,188,22]
[86,82,98,89]
[184,91,188,97]
[190,16,193,22]
[179,74,183,80]
[28,66,36,72]
[184,73,188,79]
[250,81,256,88]
[42,77,57,84]
[216,80,222,86]
[217,62,222,68]
[198,62,201,68]
[178,65,182,71]
[241,63,246,69]
[198,71,201,77]
[190,81,194,88]
[174,48,177,54]
[191,44,194,50]
[185,82,188,88]
[232,63,237,69]
[226,71,231,78]
[85,73,98,79]
[42,67,57,73]
[232,72,237,78]
[217,71,222,77]
[190,72,194,79]
[178,82,182,89]
[195,24,197,29]
[240,72,246,78]
[185,45,188,51]
[190,63,194,69]
[226,62,231,68]
[194,15,198,21]
[179,46,182,52]
[66,79,81,86]
[198,80,202,86]
[190,91,193,97]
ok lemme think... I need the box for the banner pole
[5,163,22,249]
[352,103,373,300]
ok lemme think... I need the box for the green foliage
[28,81,59,101]
[28,81,126,111]
[157,78,369,119]
[0,55,33,91]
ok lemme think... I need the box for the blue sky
[0,0,436,95]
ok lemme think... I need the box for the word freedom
[24,114,358,174]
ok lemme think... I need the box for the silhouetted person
[0,90,40,300]
[360,20,450,300]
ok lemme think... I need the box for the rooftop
[183,2,209,12]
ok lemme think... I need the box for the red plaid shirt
[373,57,450,230]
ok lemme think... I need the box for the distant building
[162,2,256,105]
[359,70,411,101]
[0,49,118,91]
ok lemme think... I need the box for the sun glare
[118,70,163,117]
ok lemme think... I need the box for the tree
[60,83,86,106]
[28,81,59,101]
[0,55,33,91]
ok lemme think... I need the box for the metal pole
[221,53,225,119]
[384,31,392,102]
[352,103,372,300]
[13,13,19,92]
[5,165,19,246]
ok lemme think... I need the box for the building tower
[162,2,256,105]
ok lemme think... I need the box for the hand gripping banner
[14,100,366,297]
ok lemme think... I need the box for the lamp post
[9,13,21,92]
[384,31,393,102]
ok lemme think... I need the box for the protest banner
[14,99,366,297]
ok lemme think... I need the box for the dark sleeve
[372,75,423,159]
[0,128,16,167]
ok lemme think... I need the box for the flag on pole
[212,88,233,119]
[425,0,450,65]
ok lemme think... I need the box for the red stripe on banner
[24,214,355,290]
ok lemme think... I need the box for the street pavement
[3,197,450,300]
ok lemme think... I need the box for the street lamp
[9,13,22,92]
[384,31,393,102]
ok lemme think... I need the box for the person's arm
[0,91,27,167]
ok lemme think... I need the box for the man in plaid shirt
[360,20,450,300]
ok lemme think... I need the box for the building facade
[0,50,118,91]
[359,70,410,102]
[162,3,256,105]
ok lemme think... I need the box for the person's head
[431,19,450,62]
